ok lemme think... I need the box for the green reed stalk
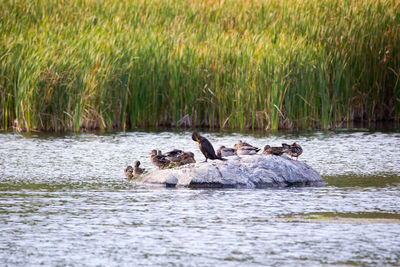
[0,0,399,132]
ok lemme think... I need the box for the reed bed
[1,0,399,131]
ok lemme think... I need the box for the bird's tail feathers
[282,143,290,149]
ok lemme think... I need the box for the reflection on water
[0,130,399,266]
[277,212,400,224]
[325,175,400,188]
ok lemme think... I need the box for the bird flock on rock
[125,131,303,181]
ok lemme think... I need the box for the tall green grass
[1,0,399,131]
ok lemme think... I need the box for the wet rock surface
[137,155,326,188]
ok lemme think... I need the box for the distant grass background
[1,0,399,132]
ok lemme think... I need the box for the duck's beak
[196,138,200,142]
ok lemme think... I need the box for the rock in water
[165,174,178,187]
[137,155,326,188]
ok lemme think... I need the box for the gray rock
[137,155,326,188]
[165,175,178,187]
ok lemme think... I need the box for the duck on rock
[164,149,196,166]
[234,140,260,155]
[124,165,134,181]
[150,150,170,169]
[192,132,226,162]
[133,160,145,175]
[124,160,145,181]
[283,142,303,160]
[216,146,235,157]
[164,149,184,163]
[262,145,289,156]
[181,152,196,164]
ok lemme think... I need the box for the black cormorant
[192,132,225,162]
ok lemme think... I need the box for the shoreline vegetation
[1,0,399,132]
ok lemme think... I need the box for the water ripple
[0,130,400,266]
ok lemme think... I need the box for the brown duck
[150,150,170,169]
[133,160,145,175]
[125,160,145,181]
[164,149,184,163]
[283,142,303,160]
[234,140,260,155]
[181,152,196,164]
[262,145,289,156]
[165,149,196,165]
[216,146,235,157]
[124,165,134,181]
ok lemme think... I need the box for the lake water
[1,130,400,266]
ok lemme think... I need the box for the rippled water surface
[1,130,400,266]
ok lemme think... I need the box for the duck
[125,161,146,181]
[133,160,145,175]
[233,140,260,155]
[150,150,170,169]
[284,142,303,160]
[181,152,196,164]
[165,149,196,166]
[216,146,235,157]
[262,145,289,156]
[164,149,184,163]
[235,146,260,155]
[192,132,226,162]
[234,140,256,148]
[124,165,134,181]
